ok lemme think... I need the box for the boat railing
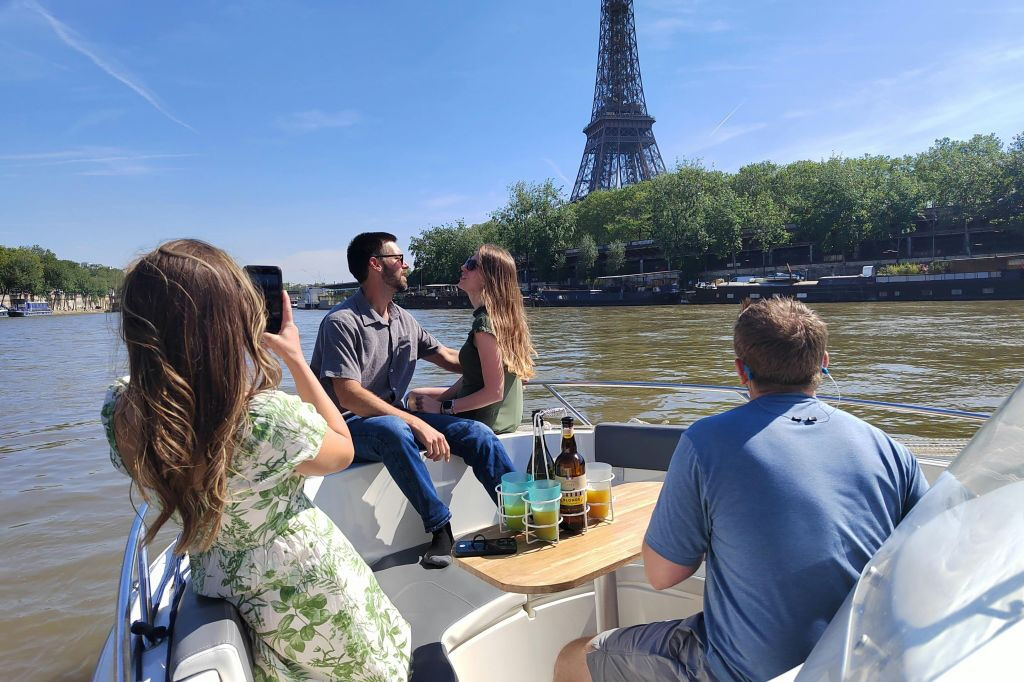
[114,503,184,682]
[527,379,991,427]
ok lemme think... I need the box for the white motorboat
[91,380,1024,681]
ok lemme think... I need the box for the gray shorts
[585,612,716,682]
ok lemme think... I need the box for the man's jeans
[346,412,515,533]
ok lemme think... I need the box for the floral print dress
[102,380,411,681]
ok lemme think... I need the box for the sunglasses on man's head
[463,257,478,271]
[374,253,405,264]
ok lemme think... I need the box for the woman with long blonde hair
[101,239,409,680]
[408,243,536,434]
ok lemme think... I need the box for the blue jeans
[345,412,515,533]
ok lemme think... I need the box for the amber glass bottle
[528,410,556,480]
[555,416,587,534]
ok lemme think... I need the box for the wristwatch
[441,399,456,415]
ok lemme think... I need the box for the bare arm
[407,380,462,406]
[642,541,701,590]
[422,345,462,374]
[333,377,451,461]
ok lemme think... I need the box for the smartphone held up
[244,265,284,334]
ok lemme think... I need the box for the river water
[1,302,1022,679]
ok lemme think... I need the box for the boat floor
[371,542,515,681]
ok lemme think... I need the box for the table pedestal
[594,573,620,631]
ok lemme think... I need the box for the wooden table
[454,481,663,631]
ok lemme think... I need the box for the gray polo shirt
[310,288,441,409]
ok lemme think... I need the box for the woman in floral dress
[101,239,410,681]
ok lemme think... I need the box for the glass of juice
[499,472,532,532]
[587,462,615,522]
[526,479,561,543]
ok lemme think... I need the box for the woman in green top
[408,244,536,434]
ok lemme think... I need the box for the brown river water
[1,302,1022,679]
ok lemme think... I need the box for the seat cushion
[594,422,687,471]
[169,583,254,682]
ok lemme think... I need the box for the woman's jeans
[345,412,515,533]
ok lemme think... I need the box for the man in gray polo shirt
[310,232,515,567]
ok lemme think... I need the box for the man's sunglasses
[374,253,405,264]
[463,257,478,271]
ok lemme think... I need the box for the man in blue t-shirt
[554,298,928,682]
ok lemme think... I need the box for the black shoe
[421,523,454,569]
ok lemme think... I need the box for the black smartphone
[243,265,283,334]
[452,536,518,558]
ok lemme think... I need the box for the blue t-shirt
[645,394,928,682]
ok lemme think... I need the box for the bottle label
[557,474,587,509]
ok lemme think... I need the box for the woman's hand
[263,291,303,364]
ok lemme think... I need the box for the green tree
[999,131,1024,230]
[490,179,574,283]
[857,155,923,259]
[0,246,9,306]
[44,259,78,310]
[575,234,598,281]
[0,247,45,302]
[649,162,711,271]
[733,162,790,271]
[605,241,626,275]
[916,134,1007,256]
[408,220,476,285]
[702,172,744,263]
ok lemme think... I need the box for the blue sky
[2,0,1023,283]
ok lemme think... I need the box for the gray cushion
[594,422,687,471]
[169,583,254,682]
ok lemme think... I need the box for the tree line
[0,245,123,310]
[409,132,1024,285]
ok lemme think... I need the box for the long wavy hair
[115,239,281,554]
[477,243,536,379]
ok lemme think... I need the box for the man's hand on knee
[411,419,451,462]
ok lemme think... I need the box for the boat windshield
[798,379,1024,680]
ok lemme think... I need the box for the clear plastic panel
[798,380,1024,681]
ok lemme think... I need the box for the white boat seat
[595,422,687,471]
[169,582,255,682]
[373,545,523,682]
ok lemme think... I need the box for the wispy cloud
[637,1,729,49]
[422,193,469,210]
[277,109,359,135]
[64,108,125,136]
[708,101,743,138]
[24,0,194,132]
[0,37,70,81]
[543,157,572,186]
[0,146,196,176]
[765,43,1024,162]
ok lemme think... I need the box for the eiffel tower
[570,0,666,202]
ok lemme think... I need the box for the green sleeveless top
[455,307,523,434]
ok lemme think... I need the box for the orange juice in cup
[587,462,614,521]
[587,487,611,520]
